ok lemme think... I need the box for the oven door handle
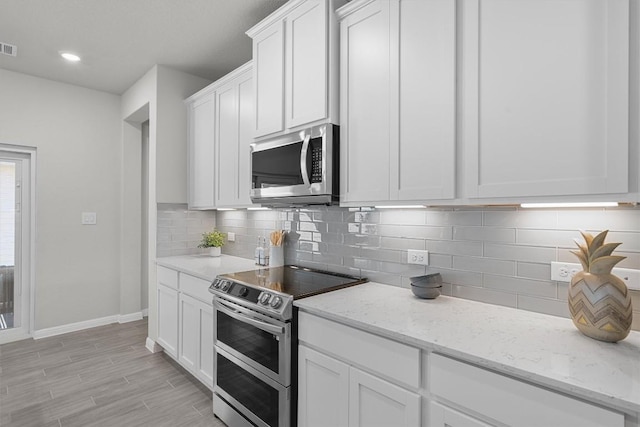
[214,299,285,335]
[300,133,311,187]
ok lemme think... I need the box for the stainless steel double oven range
[208,265,366,427]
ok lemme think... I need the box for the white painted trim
[246,0,305,37]
[146,337,163,353]
[0,144,37,342]
[0,328,31,345]
[33,315,118,339]
[118,312,144,324]
[142,308,149,317]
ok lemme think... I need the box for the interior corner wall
[121,65,210,342]
[121,66,158,339]
[155,66,211,204]
[0,69,121,330]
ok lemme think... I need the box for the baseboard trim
[118,312,143,324]
[145,337,163,353]
[0,328,32,345]
[34,311,147,340]
[34,315,119,339]
[142,308,149,317]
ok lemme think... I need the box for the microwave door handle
[300,133,311,186]
[214,299,285,335]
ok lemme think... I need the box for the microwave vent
[0,42,17,57]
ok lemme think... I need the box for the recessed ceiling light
[60,52,81,62]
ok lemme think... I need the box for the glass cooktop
[218,265,367,299]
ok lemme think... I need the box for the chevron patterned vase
[568,230,632,343]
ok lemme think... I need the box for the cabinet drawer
[180,273,213,304]
[157,265,178,290]
[298,312,420,389]
[430,353,624,427]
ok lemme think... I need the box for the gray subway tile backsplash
[179,205,639,330]
[157,204,217,257]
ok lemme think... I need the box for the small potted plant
[198,230,226,257]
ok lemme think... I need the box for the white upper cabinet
[462,0,630,199]
[285,0,328,129]
[339,0,391,203]
[186,62,253,209]
[248,0,339,139]
[237,71,254,206]
[187,92,216,209]
[397,0,456,201]
[339,0,456,204]
[215,64,254,208]
[251,20,285,137]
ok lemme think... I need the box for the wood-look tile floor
[0,319,226,427]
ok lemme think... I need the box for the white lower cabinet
[156,266,214,389]
[430,353,624,427]
[349,367,421,427]
[299,311,628,427]
[298,312,421,427]
[179,293,214,388]
[299,345,420,427]
[429,402,491,427]
[156,283,178,357]
[298,345,349,427]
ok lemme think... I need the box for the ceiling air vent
[0,42,17,57]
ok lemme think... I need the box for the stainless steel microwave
[250,124,339,207]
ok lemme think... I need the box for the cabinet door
[348,367,420,427]
[396,0,455,200]
[237,71,254,206]
[298,345,349,427]
[285,0,328,129]
[179,293,199,372]
[188,95,216,208]
[216,82,239,207]
[429,402,492,427]
[462,0,629,198]
[340,0,391,203]
[198,302,214,388]
[253,20,285,138]
[157,284,179,357]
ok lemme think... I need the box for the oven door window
[217,352,280,427]
[252,142,304,188]
[217,309,281,374]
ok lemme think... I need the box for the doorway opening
[0,146,34,343]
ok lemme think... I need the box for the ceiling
[0,0,287,94]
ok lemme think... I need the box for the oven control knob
[270,296,282,309]
[221,281,230,292]
[259,292,271,305]
[238,286,249,297]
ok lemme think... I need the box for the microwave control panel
[310,138,322,183]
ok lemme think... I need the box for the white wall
[121,65,210,342]
[156,66,212,203]
[0,69,121,330]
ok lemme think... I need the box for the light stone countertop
[294,282,640,414]
[156,254,257,282]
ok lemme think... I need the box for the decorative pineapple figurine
[568,230,632,342]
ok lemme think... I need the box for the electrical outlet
[227,232,235,242]
[81,212,97,225]
[408,250,429,265]
[550,261,640,290]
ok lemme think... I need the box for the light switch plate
[81,212,97,225]
[550,261,640,290]
[227,232,235,242]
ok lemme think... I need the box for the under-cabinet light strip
[520,202,619,209]
[374,205,426,209]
